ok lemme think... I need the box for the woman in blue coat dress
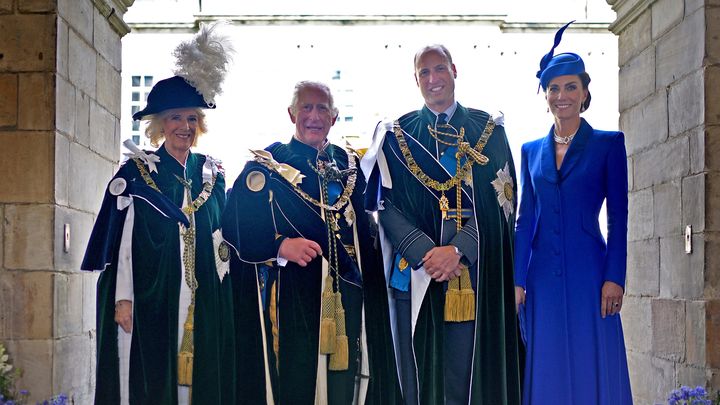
[514,22,633,404]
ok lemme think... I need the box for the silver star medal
[491,162,514,221]
[344,204,356,226]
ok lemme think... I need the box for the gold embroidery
[393,116,496,323]
[254,150,357,212]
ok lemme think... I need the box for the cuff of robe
[449,233,478,267]
[275,235,288,267]
[404,235,435,269]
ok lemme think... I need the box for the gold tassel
[319,274,337,354]
[178,351,193,386]
[329,335,349,371]
[444,277,461,322]
[269,281,279,372]
[458,265,475,321]
[329,292,349,370]
[178,303,195,386]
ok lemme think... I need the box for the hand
[601,281,624,318]
[278,237,323,267]
[515,286,526,313]
[422,246,461,282]
[115,300,133,333]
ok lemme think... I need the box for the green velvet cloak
[91,145,236,404]
[380,105,522,404]
[223,138,401,404]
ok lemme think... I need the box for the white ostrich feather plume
[173,21,234,106]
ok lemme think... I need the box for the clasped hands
[279,238,462,284]
[422,245,462,282]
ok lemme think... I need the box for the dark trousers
[394,288,475,405]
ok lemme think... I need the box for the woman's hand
[278,237,322,267]
[515,286,526,313]
[601,281,624,318]
[115,300,133,333]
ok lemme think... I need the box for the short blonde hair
[144,108,208,147]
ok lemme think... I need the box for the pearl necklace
[553,128,578,145]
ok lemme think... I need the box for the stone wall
[608,0,720,403]
[0,0,131,402]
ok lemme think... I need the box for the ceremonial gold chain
[133,158,217,216]
[288,153,358,212]
[393,119,495,192]
[135,159,160,191]
[427,124,465,146]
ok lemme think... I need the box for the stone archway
[0,0,133,402]
[0,0,716,403]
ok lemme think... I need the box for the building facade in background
[121,0,618,182]
[1,0,716,403]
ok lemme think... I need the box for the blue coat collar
[540,118,592,184]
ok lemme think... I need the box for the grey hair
[414,44,453,69]
[288,80,339,118]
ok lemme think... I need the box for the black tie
[436,113,450,156]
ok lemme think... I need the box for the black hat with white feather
[132,22,233,121]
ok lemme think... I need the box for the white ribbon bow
[203,155,223,184]
[122,139,160,173]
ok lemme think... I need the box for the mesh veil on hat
[536,21,585,91]
[133,22,233,120]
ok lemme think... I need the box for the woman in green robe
[81,24,235,405]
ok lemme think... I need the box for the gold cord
[133,157,218,386]
[256,152,357,212]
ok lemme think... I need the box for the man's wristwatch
[452,245,463,257]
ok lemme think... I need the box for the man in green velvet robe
[360,44,522,404]
[223,81,401,404]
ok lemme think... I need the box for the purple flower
[681,386,692,400]
[669,389,683,402]
[694,386,707,397]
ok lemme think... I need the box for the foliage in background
[0,343,68,405]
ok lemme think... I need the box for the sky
[122,0,618,186]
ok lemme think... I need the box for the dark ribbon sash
[267,173,363,285]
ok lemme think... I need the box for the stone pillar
[607,0,720,403]
[0,0,132,402]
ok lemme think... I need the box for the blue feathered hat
[536,21,585,91]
